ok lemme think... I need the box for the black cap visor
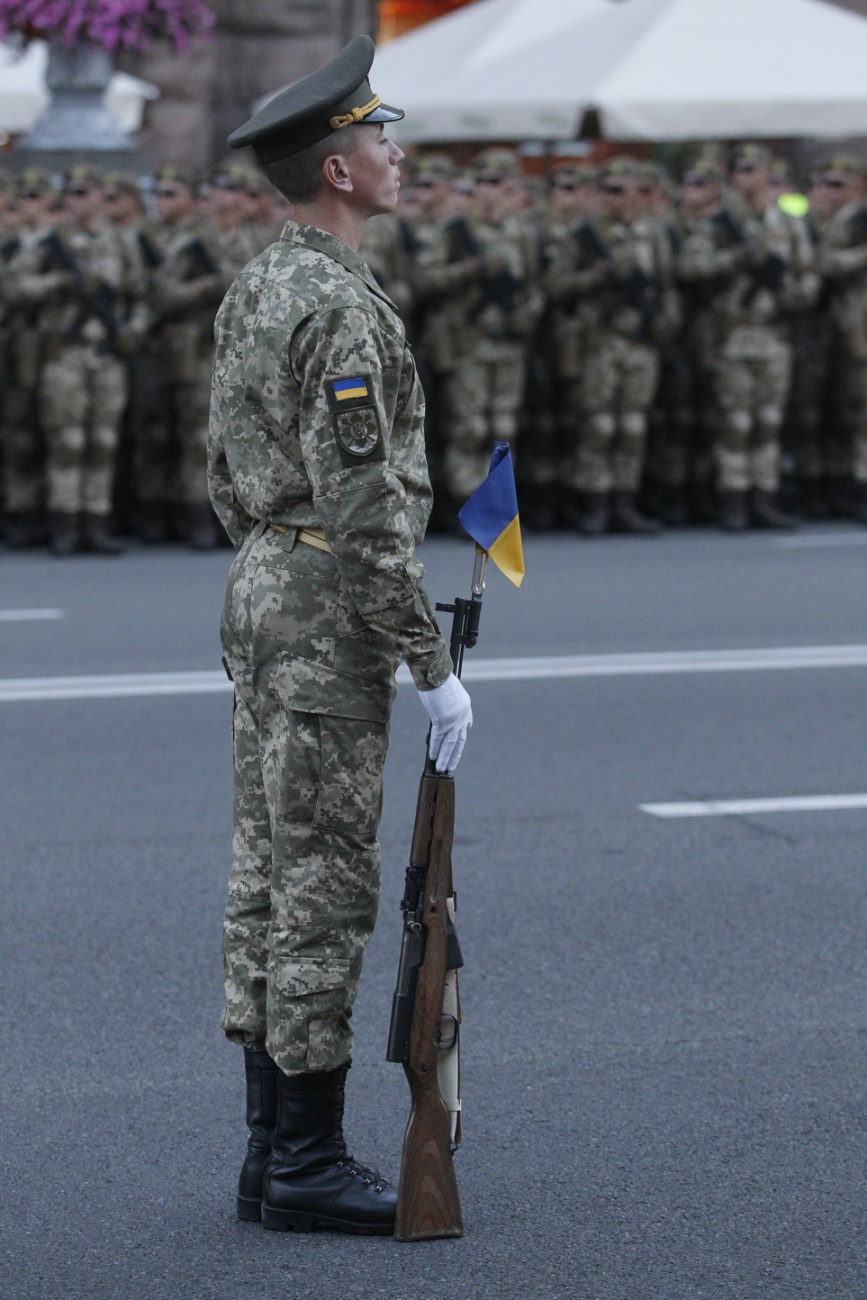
[363,102,404,124]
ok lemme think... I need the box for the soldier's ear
[322,153,353,195]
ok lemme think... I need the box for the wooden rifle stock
[389,545,485,1242]
[393,769,463,1241]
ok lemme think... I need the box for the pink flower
[0,0,215,52]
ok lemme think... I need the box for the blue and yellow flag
[457,442,525,587]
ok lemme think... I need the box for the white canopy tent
[372,0,867,141]
[0,40,158,137]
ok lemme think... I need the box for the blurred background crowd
[3,136,867,554]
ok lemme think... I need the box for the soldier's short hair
[261,124,362,205]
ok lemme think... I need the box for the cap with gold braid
[228,35,403,166]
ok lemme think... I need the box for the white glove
[417,673,473,773]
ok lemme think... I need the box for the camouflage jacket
[545,214,675,341]
[6,217,143,347]
[679,201,817,336]
[414,211,542,367]
[208,219,452,692]
[816,200,867,359]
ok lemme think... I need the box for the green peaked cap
[228,35,403,165]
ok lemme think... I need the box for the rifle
[386,546,487,1241]
[447,214,523,321]
[41,229,121,352]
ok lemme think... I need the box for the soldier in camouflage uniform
[663,159,739,526]
[0,170,53,546]
[528,163,596,529]
[415,147,541,524]
[150,166,231,548]
[813,156,867,521]
[11,165,143,554]
[709,144,817,529]
[546,159,673,534]
[208,37,472,1236]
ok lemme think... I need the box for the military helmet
[731,142,773,171]
[103,170,142,198]
[153,165,196,192]
[471,147,519,179]
[680,157,723,187]
[16,167,53,197]
[64,163,104,189]
[413,151,455,181]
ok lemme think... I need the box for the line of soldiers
[362,142,867,535]
[3,142,867,552]
[0,160,289,554]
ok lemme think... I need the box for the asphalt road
[2,526,867,1300]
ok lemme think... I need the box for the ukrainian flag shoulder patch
[327,375,372,408]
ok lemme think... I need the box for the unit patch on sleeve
[326,374,384,465]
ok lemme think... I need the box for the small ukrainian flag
[332,376,369,401]
[458,442,525,587]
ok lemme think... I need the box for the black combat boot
[719,490,749,531]
[134,501,171,544]
[3,511,44,548]
[81,512,124,554]
[237,1047,279,1222]
[610,491,660,535]
[656,484,689,527]
[578,491,609,536]
[261,1061,397,1235]
[750,490,797,530]
[48,510,80,556]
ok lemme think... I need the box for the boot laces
[333,1153,388,1194]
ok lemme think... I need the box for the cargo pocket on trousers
[271,955,353,1073]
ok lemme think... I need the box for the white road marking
[0,608,64,622]
[2,643,867,702]
[0,671,232,702]
[642,794,867,818]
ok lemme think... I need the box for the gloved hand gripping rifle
[386,546,487,1241]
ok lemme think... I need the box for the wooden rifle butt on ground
[394,771,464,1242]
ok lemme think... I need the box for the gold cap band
[329,94,381,129]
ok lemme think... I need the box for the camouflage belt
[269,523,332,554]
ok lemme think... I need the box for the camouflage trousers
[165,367,213,506]
[219,525,396,1076]
[1,383,43,513]
[40,343,127,514]
[784,329,845,482]
[831,354,867,484]
[712,328,792,492]
[573,334,660,492]
[439,349,527,497]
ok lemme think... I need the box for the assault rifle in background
[386,547,487,1242]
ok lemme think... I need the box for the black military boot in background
[579,491,609,536]
[610,490,660,534]
[48,510,80,556]
[81,512,124,554]
[719,490,749,531]
[750,490,796,530]
[261,1060,397,1235]
[237,1047,279,1222]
